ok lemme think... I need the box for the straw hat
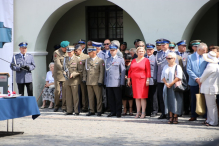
[203,51,219,63]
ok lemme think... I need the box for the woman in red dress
[127,47,151,118]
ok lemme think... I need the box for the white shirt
[161,64,182,83]
[112,55,117,59]
[45,71,54,83]
[91,56,97,61]
[177,51,184,57]
[196,52,202,65]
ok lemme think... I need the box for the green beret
[60,41,70,48]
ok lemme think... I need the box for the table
[0,96,40,136]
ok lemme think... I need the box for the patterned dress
[42,71,55,102]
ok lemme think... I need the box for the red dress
[128,58,151,99]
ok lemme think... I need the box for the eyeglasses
[166,57,173,60]
[104,43,110,46]
[169,47,175,49]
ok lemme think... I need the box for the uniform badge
[80,61,82,64]
[183,58,186,61]
[103,63,104,66]
[72,63,76,65]
[55,54,56,57]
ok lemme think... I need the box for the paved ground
[0,108,219,146]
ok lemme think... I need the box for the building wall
[190,3,218,46]
[46,0,144,65]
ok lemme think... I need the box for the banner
[0,0,13,90]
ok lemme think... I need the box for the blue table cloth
[0,96,40,121]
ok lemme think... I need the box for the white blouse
[161,64,182,83]
[45,71,54,83]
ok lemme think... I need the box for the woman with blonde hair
[128,47,151,118]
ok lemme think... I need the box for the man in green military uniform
[53,41,69,112]
[63,46,81,115]
[83,46,105,116]
[75,44,90,112]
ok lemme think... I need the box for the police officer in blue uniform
[154,38,180,119]
[93,41,109,60]
[145,43,158,117]
[10,42,36,96]
[176,40,190,115]
[78,39,88,54]
[105,43,126,118]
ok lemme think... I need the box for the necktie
[23,54,25,60]
[199,55,202,68]
[111,57,114,62]
[163,52,165,57]
[180,53,182,57]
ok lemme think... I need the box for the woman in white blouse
[200,51,219,126]
[41,62,55,109]
[161,52,183,124]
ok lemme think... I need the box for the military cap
[66,46,75,52]
[18,42,28,47]
[109,44,118,50]
[60,41,70,48]
[176,40,187,46]
[146,43,155,49]
[160,38,170,44]
[54,44,61,49]
[134,39,141,45]
[169,42,176,48]
[75,44,81,50]
[87,46,97,53]
[155,39,162,46]
[122,42,127,46]
[190,40,201,47]
[92,41,102,47]
[78,39,86,44]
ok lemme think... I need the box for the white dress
[161,64,183,115]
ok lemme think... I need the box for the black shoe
[75,113,79,115]
[65,113,73,115]
[54,108,59,112]
[62,109,67,113]
[97,112,102,116]
[151,113,157,117]
[107,113,116,117]
[117,113,121,118]
[158,114,166,119]
[82,109,88,112]
[86,112,95,116]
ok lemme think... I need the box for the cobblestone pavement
[0,108,219,146]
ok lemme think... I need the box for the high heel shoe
[173,117,178,124]
[140,112,146,119]
[135,112,141,118]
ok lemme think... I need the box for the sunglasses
[104,43,110,45]
[166,57,173,60]
[137,45,144,47]
[169,47,175,49]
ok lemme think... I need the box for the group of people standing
[10,38,219,126]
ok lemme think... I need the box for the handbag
[195,91,206,115]
[173,65,188,92]
[124,80,133,97]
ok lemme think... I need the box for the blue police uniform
[145,43,158,116]
[153,39,180,119]
[10,42,36,96]
[176,40,190,114]
[104,44,125,117]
